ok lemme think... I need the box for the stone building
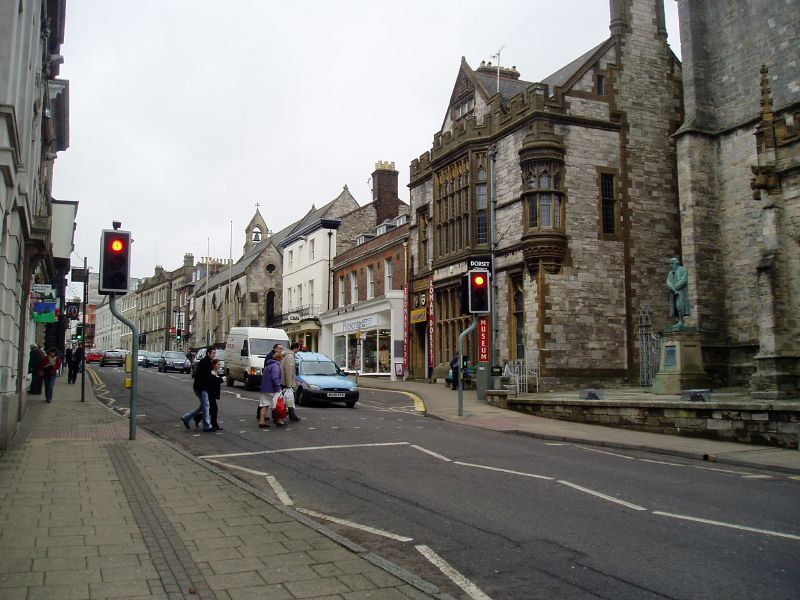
[675,0,800,397]
[0,0,72,447]
[407,0,682,384]
[136,255,194,353]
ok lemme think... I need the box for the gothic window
[525,162,564,232]
[266,290,275,324]
[433,155,484,260]
[510,274,525,360]
[600,172,617,235]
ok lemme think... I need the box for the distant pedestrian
[42,348,61,403]
[259,344,283,428]
[450,355,460,390]
[65,347,73,381]
[28,344,45,395]
[196,357,224,431]
[182,346,215,432]
[280,341,302,422]
[71,345,84,383]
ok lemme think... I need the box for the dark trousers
[67,363,78,383]
[29,372,43,395]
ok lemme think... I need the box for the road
[90,364,800,600]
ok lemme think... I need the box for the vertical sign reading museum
[428,277,434,369]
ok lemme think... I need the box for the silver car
[158,351,190,373]
[100,349,125,367]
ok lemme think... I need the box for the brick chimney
[372,161,401,224]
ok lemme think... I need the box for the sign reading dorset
[468,256,491,270]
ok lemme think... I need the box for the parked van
[225,327,290,389]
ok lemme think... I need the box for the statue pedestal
[652,329,711,395]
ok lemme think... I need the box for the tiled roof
[541,40,608,92]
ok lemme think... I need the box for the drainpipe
[327,230,333,311]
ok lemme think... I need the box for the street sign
[32,283,53,295]
[478,316,489,362]
[66,302,80,320]
[71,268,88,282]
[468,256,491,270]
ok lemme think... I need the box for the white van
[225,327,290,389]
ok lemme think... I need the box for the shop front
[319,291,404,380]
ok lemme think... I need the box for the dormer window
[376,225,388,236]
[395,214,408,226]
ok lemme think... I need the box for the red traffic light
[110,238,125,252]
[472,274,486,287]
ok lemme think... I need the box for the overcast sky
[54,0,680,296]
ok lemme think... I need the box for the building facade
[137,255,194,353]
[0,0,71,447]
[407,0,682,384]
[675,0,800,397]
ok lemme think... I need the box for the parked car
[294,352,359,408]
[224,327,290,388]
[100,349,125,367]
[142,351,161,368]
[191,348,226,378]
[158,351,190,373]
[86,348,102,363]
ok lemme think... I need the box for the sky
[54,0,680,297]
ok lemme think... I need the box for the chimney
[371,161,401,224]
[183,253,194,268]
[154,265,164,277]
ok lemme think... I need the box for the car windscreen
[299,361,338,376]
[250,339,282,356]
[165,352,185,359]
[214,349,225,360]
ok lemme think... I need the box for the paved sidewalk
[0,377,450,600]
[359,378,800,475]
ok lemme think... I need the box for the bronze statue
[667,256,690,326]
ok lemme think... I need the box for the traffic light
[76,325,83,341]
[468,270,490,313]
[99,229,131,294]
[175,329,182,342]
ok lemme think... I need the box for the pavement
[2,375,799,600]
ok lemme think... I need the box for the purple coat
[260,358,281,393]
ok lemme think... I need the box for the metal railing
[502,355,540,396]
[267,304,322,327]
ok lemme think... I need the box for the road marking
[544,442,566,446]
[639,458,686,467]
[266,475,294,506]
[575,446,636,460]
[410,444,451,462]
[742,474,773,479]
[297,507,413,541]
[205,459,269,477]
[415,544,493,600]
[653,511,800,541]
[360,387,426,412]
[455,462,553,481]
[200,441,410,460]
[557,480,647,511]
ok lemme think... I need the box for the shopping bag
[272,394,287,422]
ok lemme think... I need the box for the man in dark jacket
[181,346,216,432]
[29,345,45,395]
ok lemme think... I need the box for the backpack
[272,394,287,422]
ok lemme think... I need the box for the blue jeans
[44,375,56,402]
[183,390,211,430]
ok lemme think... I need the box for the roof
[473,70,532,101]
[541,40,608,92]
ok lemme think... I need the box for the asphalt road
[92,365,800,600]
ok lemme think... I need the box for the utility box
[476,363,490,401]
[682,388,712,402]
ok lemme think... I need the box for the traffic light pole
[457,316,477,417]
[109,294,139,440]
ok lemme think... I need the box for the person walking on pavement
[281,341,302,423]
[42,348,61,403]
[259,344,283,428]
[29,344,45,395]
[182,346,215,432]
[70,345,84,384]
[65,347,73,380]
[195,357,224,431]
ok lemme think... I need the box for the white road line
[200,441,410,459]
[297,508,413,542]
[575,446,636,460]
[557,480,647,511]
[410,445,451,462]
[266,475,294,506]
[205,459,269,477]
[455,461,553,481]
[639,458,686,467]
[742,474,773,479]
[415,544,493,600]
[653,511,800,541]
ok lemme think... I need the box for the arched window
[266,290,275,325]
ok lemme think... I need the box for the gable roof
[541,39,610,94]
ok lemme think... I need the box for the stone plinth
[652,330,711,395]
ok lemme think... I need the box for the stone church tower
[243,208,269,255]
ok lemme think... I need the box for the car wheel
[226,371,234,387]
[295,389,303,406]
[346,401,356,408]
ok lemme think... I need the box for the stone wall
[487,390,800,449]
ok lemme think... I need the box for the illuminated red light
[111,239,124,252]
[473,275,485,286]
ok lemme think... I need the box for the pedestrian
[28,344,45,395]
[450,354,460,390]
[280,341,302,422]
[65,347,74,382]
[42,347,61,403]
[71,345,84,383]
[259,344,283,428]
[181,345,215,432]
[195,357,224,431]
